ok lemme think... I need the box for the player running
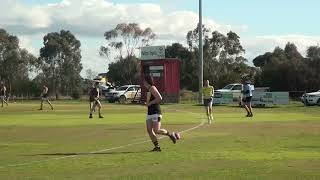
[144,75,180,152]
[39,85,54,110]
[89,81,103,119]
[0,82,9,107]
[202,80,214,124]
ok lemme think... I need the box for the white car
[105,85,141,103]
[216,83,243,100]
[301,90,320,106]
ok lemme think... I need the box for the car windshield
[116,86,128,91]
[222,84,233,90]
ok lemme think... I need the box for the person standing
[0,82,9,107]
[202,80,214,124]
[89,82,103,119]
[241,78,253,117]
[144,75,180,152]
[39,85,54,110]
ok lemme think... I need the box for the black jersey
[0,88,5,96]
[89,87,99,102]
[147,91,161,115]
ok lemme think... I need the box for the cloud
[0,0,246,39]
[0,0,248,74]
[0,0,52,29]
[1,0,319,73]
[19,36,38,55]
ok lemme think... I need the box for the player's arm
[241,85,245,94]
[146,91,151,105]
[148,86,162,106]
[211,87,214,98]
[97,89,100,99]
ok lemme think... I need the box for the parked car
[105,85,141,103]
[301,90,320,106]
[216,83,243,100]
[99,84,116,94]
[217,83,242,93]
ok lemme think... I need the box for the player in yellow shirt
[202,80,214,124]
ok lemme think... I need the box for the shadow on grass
[25,151,146,157]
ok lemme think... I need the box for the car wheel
[119,95,126,104]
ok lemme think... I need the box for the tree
[100,23,156,59]
[307,46,320,61]
[305,46,320,91]
[186,25,250,89]
[186,24,210,50]
[39,30,82,99]
[101,23,156,85]
[0,28,39,96]
[252,42,320,92]
[166,43,198,90]
[107,56,140,85]
[85,69,97,80]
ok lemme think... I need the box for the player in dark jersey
[89,82,103,119]
[144,75,180,152]
[39,85,54,110]
[0,82,8,107]
[88,84,96,113]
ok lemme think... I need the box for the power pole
[198,0,204,104]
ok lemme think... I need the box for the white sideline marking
[0,110,205,168]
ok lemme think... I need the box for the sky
[1,0,320,76]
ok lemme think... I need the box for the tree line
[0,23,319,99]
[106,23,319,93]
[0,29,82,99]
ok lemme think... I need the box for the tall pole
[198,0,203,104]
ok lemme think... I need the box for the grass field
[0,101,319,180]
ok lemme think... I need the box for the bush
[71,88,81,99]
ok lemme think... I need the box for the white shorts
[146,114,162,122]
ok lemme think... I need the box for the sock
[210,115,213,120]
[153,141,160,148]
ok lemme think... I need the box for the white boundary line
[0,110,205,168]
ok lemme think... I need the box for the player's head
[144,75,154,88]
[241,76,247,84]
[204,80,209,86]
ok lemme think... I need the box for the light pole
[198,0,203,104]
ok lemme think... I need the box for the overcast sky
[1,0,320,76]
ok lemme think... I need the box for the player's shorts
[89,97,95,103]
[41,94,48,100]
[92,99,101,106]
[146,114,162,122]
[203,98,213,107]
[243,96,252,103]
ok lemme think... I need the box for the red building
[140,58,180,103]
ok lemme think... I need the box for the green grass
[0,101,319,180]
